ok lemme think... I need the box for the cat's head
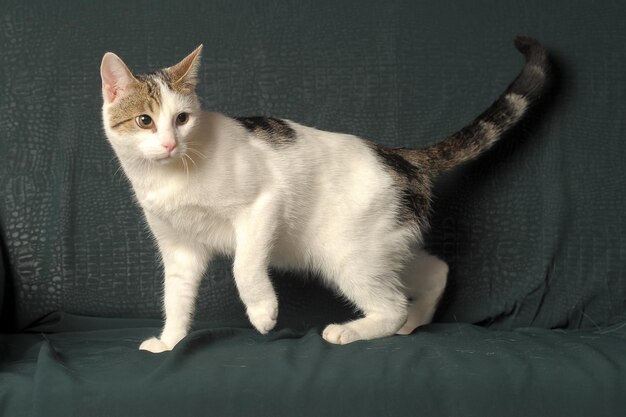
[100,46,203,164]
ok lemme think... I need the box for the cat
[99,36,547,352]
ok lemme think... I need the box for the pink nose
[162,141,177,153]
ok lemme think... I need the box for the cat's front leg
[232,193,280,334]
[140,212,211,353]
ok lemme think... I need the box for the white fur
[101,64,448,352]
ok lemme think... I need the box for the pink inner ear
[167,45,203,86]
[103,83,118,103]
[100,52,135,103]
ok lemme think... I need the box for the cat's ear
[166,45,203,90]
[100,52,137,104]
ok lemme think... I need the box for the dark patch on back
[400,188,430,222]
[373,145,419,178]
[369,143,432,227]
[234,116,296,145]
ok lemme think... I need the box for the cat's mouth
[154,153,178,164]
[151,145,190,165]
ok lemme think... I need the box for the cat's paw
[139,337,172,353]
[322,324,361,345]
[247,300,278,334]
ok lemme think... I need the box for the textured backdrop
[0,0,625,332]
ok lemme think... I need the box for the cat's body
[100,37,547,352]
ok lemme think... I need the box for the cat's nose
[161,140,177,153]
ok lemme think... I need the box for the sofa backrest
[1,1,625,331]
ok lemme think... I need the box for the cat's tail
[406,36,548,175]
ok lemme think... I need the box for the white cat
[99,37,547,352]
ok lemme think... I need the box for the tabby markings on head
[108,74,164,132]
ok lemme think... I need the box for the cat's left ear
[166,45,203,91]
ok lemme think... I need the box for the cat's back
[255,119,394,194]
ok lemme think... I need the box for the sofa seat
[2,314,625,417]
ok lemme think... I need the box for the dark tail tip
[508,36,549,99]
[514,36,547,66]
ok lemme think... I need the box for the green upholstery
[1,0,625,415]
[0,240,6,326]
[3,316,626,417]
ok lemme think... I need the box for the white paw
[139,337,172,353]
[322,324,362,345]
[247,300,278,334]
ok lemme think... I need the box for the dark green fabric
[1,0,625,330]
[2,316,626,417]
[1,0,626,416]
[0,238,5,324]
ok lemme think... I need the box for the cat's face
[100,46,203,164]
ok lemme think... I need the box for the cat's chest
[137,186,235,249]
[140,188,184,213]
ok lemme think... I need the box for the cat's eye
[135,114,153,129]
[176,112,189,126]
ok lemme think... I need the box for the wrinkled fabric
[1,316,626,417]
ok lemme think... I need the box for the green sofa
[1,1,625,416]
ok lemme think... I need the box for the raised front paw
[247,299,278,334]
[139,337,172,353]
[322,324,362,345]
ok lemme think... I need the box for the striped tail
[412,36,548,174]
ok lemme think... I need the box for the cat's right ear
[100,52,136,104]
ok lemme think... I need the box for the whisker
[113,164,124,179]
[181,156,189,180]
[184,153,198,169]
[188,148,208,159]
[186,154,198,168]
[109,157,126,182]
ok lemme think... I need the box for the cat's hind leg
[396,249,448,335]
[322,261,409,345]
